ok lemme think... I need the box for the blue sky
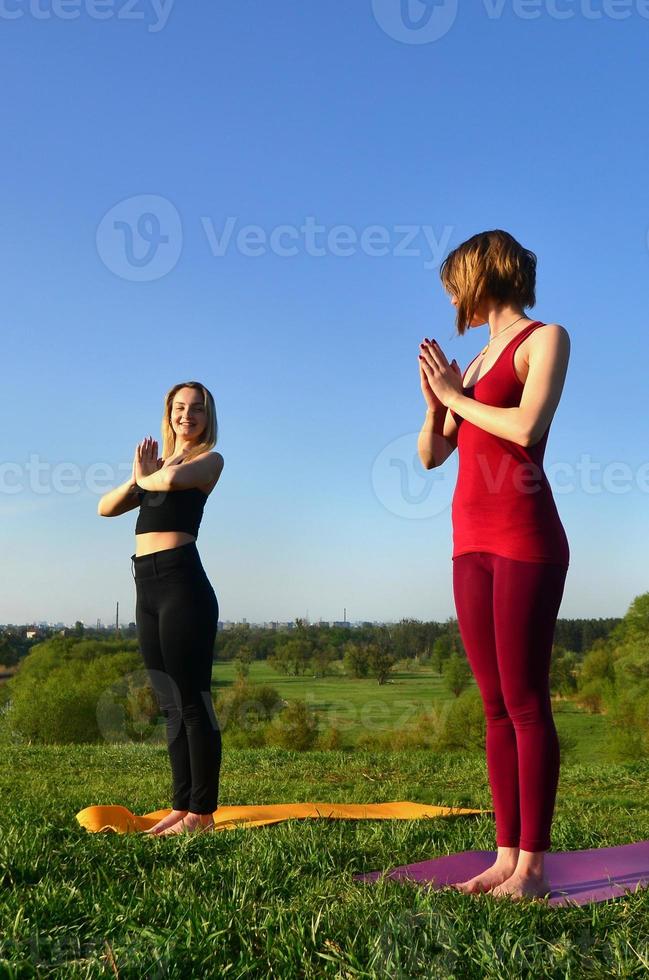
[1,1,647,625]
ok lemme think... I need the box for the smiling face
[171,386,207,443]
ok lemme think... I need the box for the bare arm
[417,406,459,470]
[417,355,460,469]
[98,478,141,518]
[446,324,570,447]
[98,439,145,517]
[136,451,224,492]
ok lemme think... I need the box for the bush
[215,681,284,736]
[316,724,344,750]
[606,688,649,761]
[432,689,486,753]
[575,678,614,715]
[4,650,143,745]
[264,698,319,750]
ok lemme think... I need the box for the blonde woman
[98,381,224,835]
[418,230,570,900]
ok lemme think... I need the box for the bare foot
[141,809,188,835]
[450,860,518,895]
[157,813,215,836]
[491,870,552,902]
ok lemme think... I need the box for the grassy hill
[1,745,648,976]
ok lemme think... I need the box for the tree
[342,642,369,678]
[431,634,453,675]
[269,638,312,677]
[366,643,397,685]
[312,643,335,678]
[443,652,472,698]
[549,646,578,696]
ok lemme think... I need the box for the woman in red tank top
[417,230,570,903]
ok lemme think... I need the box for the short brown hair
[439,230,537,335]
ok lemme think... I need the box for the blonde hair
[161,381,218,462]
[439,229,537,335]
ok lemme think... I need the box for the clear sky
[1,1,647,626]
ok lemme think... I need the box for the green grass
[218,661,454,747]
[2,746,649,977]
[216,661,612,762]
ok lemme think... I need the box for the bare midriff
[134,470,213,556]
[134,530,197,557]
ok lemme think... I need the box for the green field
[214,660,611,763]
[2,746,648,977]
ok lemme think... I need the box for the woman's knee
[181,690,220,731]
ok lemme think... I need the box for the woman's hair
[160,381,218,462]
[439,230,537,335]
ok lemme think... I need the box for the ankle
[496,846,519,866]
[516,864,545,879]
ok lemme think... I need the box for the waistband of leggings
[130,541,200,579]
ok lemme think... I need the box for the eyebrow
[173,401,204,406]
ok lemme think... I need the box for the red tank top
[450,320,569,566]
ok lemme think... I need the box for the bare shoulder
[205,451,224,494]
[534,322,570,346]
[188,449,224,468]
[529,322,570,362]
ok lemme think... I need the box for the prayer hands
[134,437,163,481]
[419,338,463,410]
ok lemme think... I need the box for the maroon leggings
[452,551,568,852]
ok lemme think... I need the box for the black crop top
[135,485,208,538]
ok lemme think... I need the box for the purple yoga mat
[354,841,649,906]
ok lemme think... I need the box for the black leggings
[131,541,221,814]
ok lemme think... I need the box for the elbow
[519,420,536,448]
[417,451,436,471]
[161,471,176,491]
[519,429,541,449]
[522,424,544,448]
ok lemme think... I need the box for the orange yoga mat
[76,801,492,834]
